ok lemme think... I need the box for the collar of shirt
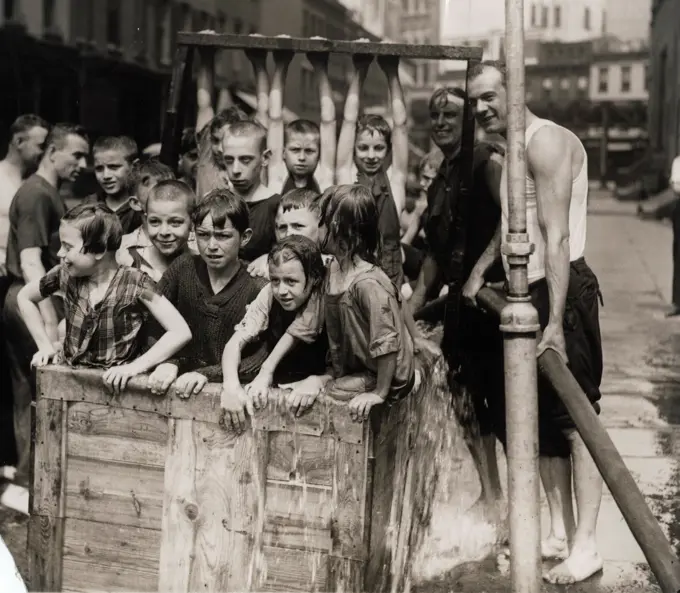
[120,227,151,249]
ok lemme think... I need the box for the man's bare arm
[310,51,336,190]
[529,126,573,328]
[19,248,59,342]
[336,54,372,184]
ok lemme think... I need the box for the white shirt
[499,118,589,284]
[670,155,680,194]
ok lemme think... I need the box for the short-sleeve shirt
[6,174,65,282]
[84,193,144,235]
[39,264,158,367]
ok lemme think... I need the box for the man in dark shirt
[409,86,506,531]
[3,123,89,486]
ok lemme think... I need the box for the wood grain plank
[67,402,168,443]
[267,433,335,487]
[258,546,328,592]
[332,441,369,560]
[265,482,333,529]
[38,366,169,415]
[158,419,198,593]
[28,397,67,592]
[65,457,164,529]
[248,429,270,589]
[62,517,160,574]
[67,432,166,468]
[188,422,258,592]
[328,556,364,592]
[61,558,157,592]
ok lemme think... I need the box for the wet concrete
[417,196,680,592]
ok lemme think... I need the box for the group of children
[16,45,429,429]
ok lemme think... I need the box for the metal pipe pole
[503,0,542,591]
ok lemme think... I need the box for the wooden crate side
[159,419,265,592]
[65,456,165,529]
[38,366,169,415]
[61,517,160,591]
[258,545,328,592]
[61,558,158,592]
[29,398,67,592]
[328,556,364,593]
[67,401,168,443]
[267,432,335,487]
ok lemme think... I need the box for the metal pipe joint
[500,301,541,334]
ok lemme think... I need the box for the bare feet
[541,535,569,560]
[543,549,604,584]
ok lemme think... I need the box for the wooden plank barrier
[28,344,466,592]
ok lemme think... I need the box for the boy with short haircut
[146,189,269,398]
[89,136,143,233]
[266,50,336,194]
[16,203,192,393]
[221,121,281,263]
[335,55,409,287]
[117,180,196,282]
[247,187,328,279]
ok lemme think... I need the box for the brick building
[649,0,680,172]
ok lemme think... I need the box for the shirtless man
[464,61,604,585]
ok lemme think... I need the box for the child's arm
[245,47,270,128]
[17,277,59,368]
[378,56,408,214]
[335,51,373,184]
[309,50,336,190]
[246,332,297,406]
[267,50,294,189]
[196,30,217,134]
[102,292,192,394]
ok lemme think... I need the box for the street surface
[2,191,679,592]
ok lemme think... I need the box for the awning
[234,90,298,123]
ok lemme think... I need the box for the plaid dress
[39,264,158,367]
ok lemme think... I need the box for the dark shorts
[402,242,425,281]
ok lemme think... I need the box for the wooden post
[502,1,542,592]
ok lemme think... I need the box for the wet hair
[318,184,380,266]
[131,159,175,193]
[92,136,138,162]
[180,127,198,155]
[355,114,392,148]
[223,120,268,153]
[268,235,326,291]
[468,60,508,86]
[284,119,321,145]
[62,202,123,254]
[192,188,250,234]
[147,179,196,216]
[429,86,467,111]
[418,149,444,175]
[279,188,321,214]
[9,114,50,141]
[44,123,89,152]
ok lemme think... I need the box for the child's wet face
[94,150,132,197]
[269,258,313,312]
[145,199,192,257]
[57,222,99,277]
[195,214,243,270]
[284,133,320,178]
[222,135,263,196]
[275,206,320,244]
[354,129,388,176]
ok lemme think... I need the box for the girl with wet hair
[220,234,329,432]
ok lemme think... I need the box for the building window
[560,78,570,90]
[158,1,172,65]
[180,3,191,30]
[541,6,548,27]
[598,66,608,93]
[234,18,243,34]
[584,7,591,30]
[621,65,631,93]
[217,12,226,33]
[106,0,122,46]
[530,3,536,26]
[554,5,561,28]
[43,0,55,30]
[4,0,14,19]
[644,63,649,91]
[135,0,147,54]
[577,76,588,90]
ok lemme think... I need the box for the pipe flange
[499,301,541,333]
[501,240,535,258]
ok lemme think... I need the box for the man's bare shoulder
[526,125,572,172]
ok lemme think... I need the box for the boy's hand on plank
[220,384,253,434]
[31,346,57,368]
[103,362,144,395]
[175,372,208,399]
[348,392,384,422]
[147,363,178,395]
[283,389,318,418]
[245,372,272,410]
